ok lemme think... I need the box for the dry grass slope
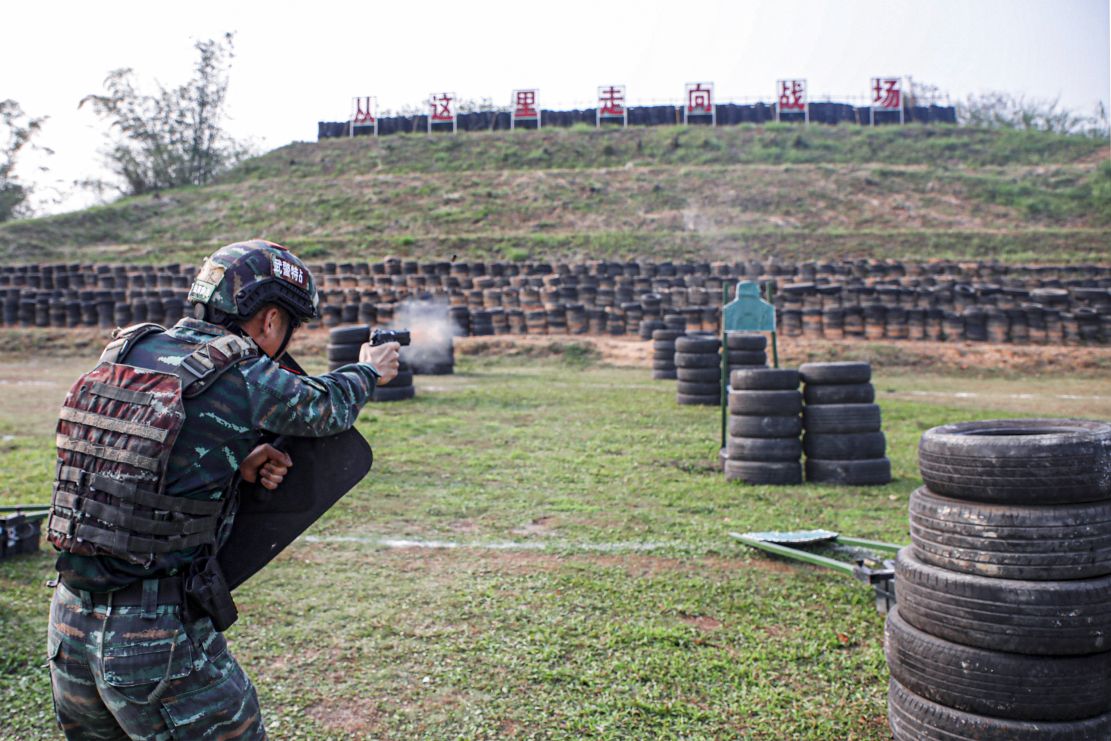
[0,124,1107,264]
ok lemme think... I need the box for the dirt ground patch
[304,699,383,735]
[2,327,1107,377]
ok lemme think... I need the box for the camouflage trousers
[48,581,266,740]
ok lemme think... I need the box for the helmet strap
[273,315,296,359]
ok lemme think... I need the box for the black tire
[677,393,719,406]
[917,418,1111,505]
[894,546,1111,655]
[651,369,678,380]
[798,361,871,385]
[887,678,1111,741]
[885,606,1110,723]
[677,381,721,396]
[908,486,1111,580]
[803,382,875,405]
[329,325,370,344]
[651,359,677,370]
[653,340,677,353]
[725,332,767,351]
[326,342,364,361]
[726,350,766,366]
[675,335,721,353]
[802,404,882,434]
[725,436,802,462]
[728,390,802,415]
[652,349,677,360]
[381,370,414,388]
[677,367,722,383]
[651,329,683,341]
[803,432,886,460]
[674,352,720,368]
[373,385,416,402]
[729,368,799,391]
[724,460,802,485]
[728,414,802,438]
[805,457,891,485]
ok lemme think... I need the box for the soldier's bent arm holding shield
[45,240,398,740]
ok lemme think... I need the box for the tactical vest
[47,323,259,566]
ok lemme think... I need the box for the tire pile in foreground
[724,368,803,484]
[887,418,1111,739]
[800,362,892,486]
[673,331,769,406]
[327,325,369,371]
[675,334,722,406]
[651,327,683,380]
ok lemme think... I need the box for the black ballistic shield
[218,353,374,590]
[219,427,373,590]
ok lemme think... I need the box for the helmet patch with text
[272,255,309,290]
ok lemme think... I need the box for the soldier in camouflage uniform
[46,240,399,739]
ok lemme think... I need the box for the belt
[60,574,184,606]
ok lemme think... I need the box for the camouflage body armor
[47,323,258,565]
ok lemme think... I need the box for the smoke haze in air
[394,300,457,367]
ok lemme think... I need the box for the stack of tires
[799,362,891,485]
[724,332,768,374]
[675,334,721,406]
[723,368,803,484]
[888,418,1111,739]
[374,357,415,402]
[651,329,682,380]
[327,325,369,371]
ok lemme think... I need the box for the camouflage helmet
[188,240,319,324]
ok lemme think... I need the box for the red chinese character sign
[596,85,627,127]
[512,89,540,129]
[869,77,904,125]
[684,82,715,125]
[775,80,808,124]
[349,96,378,136]
[429,92,457,133]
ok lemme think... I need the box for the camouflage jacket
[55,317,379,592]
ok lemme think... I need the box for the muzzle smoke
[394,300,457,367]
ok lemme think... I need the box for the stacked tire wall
[887,418,1111,739]
[800,362,891,486]
[723,368,803,485]
[1,259,1107,346]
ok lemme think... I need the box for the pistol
[371,328,411,347]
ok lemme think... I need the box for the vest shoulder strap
[178,333,260,398]
[99,323,166,364]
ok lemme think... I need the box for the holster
[182,554,238,632]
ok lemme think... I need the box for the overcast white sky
[4,0,1109,214]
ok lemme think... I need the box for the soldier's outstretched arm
[240,355,381,438]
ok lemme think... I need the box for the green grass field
[2,347,1109,739]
